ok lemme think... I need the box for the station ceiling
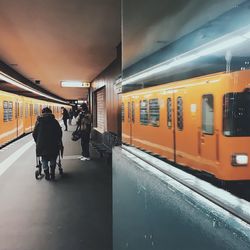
[0,0,120,100]
[123,0,246,69]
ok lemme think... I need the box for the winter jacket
[79,112,91,133]
[33,113,62,157]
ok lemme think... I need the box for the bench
[91,131,121,160]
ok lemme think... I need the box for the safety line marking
[0,140,34,177]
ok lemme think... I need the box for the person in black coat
[61,107,69,131]
[77,103,92,161]
[33,107,62,180]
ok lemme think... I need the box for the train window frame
[149,98,160,127]
[223,92,250,137]
[167,98,172,128]
[140,100,148,125]
[8,101,13,121]
[132,101,135,123]
[121,103,124,122]
[202,94,214,135]
[177,97,183,130]
[3,101,8,122]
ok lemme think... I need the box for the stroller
[35,144,64,180]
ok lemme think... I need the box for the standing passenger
[78,103,92,161]
[61,107,69,131]
[68,109,74,125]
[33,107,62,180]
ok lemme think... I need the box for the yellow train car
[122,69,250,181]
[0,90,70,147]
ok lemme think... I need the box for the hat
[42,107,52,114]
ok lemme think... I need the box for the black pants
[63,119,68,131]
[81,130,90,157]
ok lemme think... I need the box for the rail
[121,144,250,225]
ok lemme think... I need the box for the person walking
[61,107,69,131]
[68,109,74,125]
[78,103,92,161]
[33,107,62,180]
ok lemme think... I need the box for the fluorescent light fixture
[197,36,246,56]
[243,31,250,39]
[0,72,68,104]
[61,81,90,88]
[122,54,201,85]
[122,28,250,86]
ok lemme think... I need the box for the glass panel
[128,102,131,122]
[20,103,23,117]
[132,102,135,123]
[202,95,214,134]
[149,99,159,127]
[30,104,33,115]
[177,97,183,130]
[140,100,148,125]
[25,104,28,118]
[3,101,8,122]
[8,102,13,121]
[34,104,38,115]
[167,98,172,128]
[223,92,250,136]
[15,102,18,118]
[121,103,124,122]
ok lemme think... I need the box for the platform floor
[0,124,112,250]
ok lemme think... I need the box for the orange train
[0,89,70,147]
[122,69,250,181]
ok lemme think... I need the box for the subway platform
[0,123,112,250]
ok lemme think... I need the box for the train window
[223,92,250,136]
[202,95,214,134]
[20,103,23,118]
[132,101,135,123]
[121,103,124,122]
[30,104,33,115]
[34,104,39,115]
[177,97,183,130]
[167,98,172,128]
[128,102,131,122]
[25,104,28,118]
[8,102,13,121]
[3,101,8,122]
[140,100,148,125]
[149,99,159,127]
[15,102,18,118]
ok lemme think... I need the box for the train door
[30,103,33,131]
[15,101,19,137]
[165,92,176,161]
[127,99,133,144]
[199,94,217,163]
[121,97,130,144]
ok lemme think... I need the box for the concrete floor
[0,124,112,250]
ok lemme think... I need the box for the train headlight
[231,154,248,166]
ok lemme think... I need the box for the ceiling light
[243,31,250,39]
[122,30,249,85]
[197,36,246,56]
[61,81,90,88]
[0,72,67,104]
